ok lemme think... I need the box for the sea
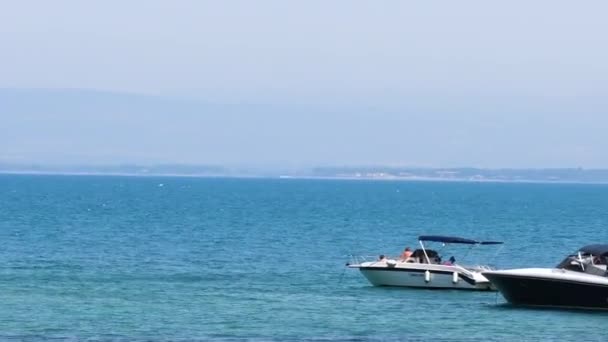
[1,174,608,341]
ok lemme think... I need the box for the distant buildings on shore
[1,164,608,184]
[311,167,608,183]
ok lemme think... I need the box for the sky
[1,1,607,168]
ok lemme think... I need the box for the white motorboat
[347,235,503,291]
[483,244,608,309]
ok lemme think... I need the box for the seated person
[593,256,606,265]
[378,254,387,262]
[401,247,413,260]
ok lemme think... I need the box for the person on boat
[401,247,413,260]
[443,256,456,265]
[593,255,605,265]
[378,254,387,261]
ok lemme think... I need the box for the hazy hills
[2,88,607,182]
[2,162,608,184]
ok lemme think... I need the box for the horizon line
[2,170,608,186]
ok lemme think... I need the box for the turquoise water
[1,175,608,341]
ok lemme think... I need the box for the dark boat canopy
[579,244,608,256]
[418,235,503,245]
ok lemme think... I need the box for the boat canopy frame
[417,235,503,265]
[418,235,503,245]
[579,244,608,257]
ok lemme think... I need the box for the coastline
[2,170,608,185]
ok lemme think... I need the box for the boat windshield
[557,253,608,276]
[411,249,441,264]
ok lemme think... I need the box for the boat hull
[358,266,494,291]
[484,270,608,309]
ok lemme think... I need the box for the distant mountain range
[2,163,608,184]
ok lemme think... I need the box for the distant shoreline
[2,170,608,185]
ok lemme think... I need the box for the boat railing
[465,264,496,272]
[348,255,377,265]
[347,254,405,265]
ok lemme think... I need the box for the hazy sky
[1,1,607,168]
